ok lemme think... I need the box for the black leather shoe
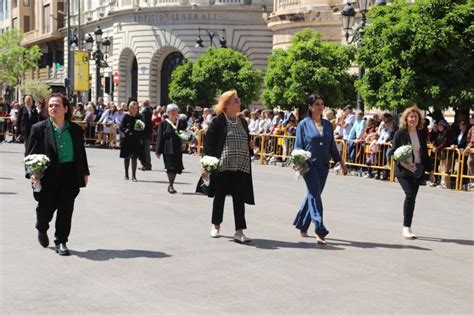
[38,232,49,248]
[55,243,71,256]
[168,185,177,194]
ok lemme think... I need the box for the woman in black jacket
[203,90,255,244]
[390,106,435,239]
[119,101,143,182]
[155,103,186,194]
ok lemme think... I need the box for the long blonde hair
[400,106,424,130]
[213,90,238,115]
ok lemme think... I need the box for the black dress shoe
[168,185,177,194]
[55,243,71,256]
[38,232,49,248]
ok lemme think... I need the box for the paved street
[0,142,472,314]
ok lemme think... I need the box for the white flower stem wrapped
[24,154,51,192]
[290,149,311,179]
[200,156,220,185]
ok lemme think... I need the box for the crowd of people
[1,94,473,191]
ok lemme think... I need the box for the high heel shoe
[168,185,177,194]
[315,234,327,244]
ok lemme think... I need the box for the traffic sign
[113,71,119,85]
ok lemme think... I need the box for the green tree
[169,48,263,109]
[0,30,42,88]
[262,29,356,110]
[168,60,196,107]
[356,0,474,111]
[19,79,52,101]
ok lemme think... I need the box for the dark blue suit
[293,117,341,236]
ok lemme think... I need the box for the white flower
[134,119,145,131]
[177,130,194,143]
[24,154,50,173]
[290,149,311,167]
[393,145,413,164]
[200,156,220,174]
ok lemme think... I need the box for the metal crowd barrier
[427,145,463,190]
[455,147,473,190]
[5,119,470,191]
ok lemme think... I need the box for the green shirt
[50,118,74,163]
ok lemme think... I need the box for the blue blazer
[295,117,341,168]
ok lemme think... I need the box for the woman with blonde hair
[203,90,255,243]
[390,106,435,239]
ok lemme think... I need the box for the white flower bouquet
[200,155,220,185]
[290,149,311,179]
[24,154,50,192]
[177,130,195,143]
[393,145,413,164]
[134,119,145,131]
[200,156,220,174]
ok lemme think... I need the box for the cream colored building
[67,0,274,106]
[266,0,344,49]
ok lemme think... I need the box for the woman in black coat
[155,103,186,194]
[120,101,143,182]
[390,106,435,239]
[202,90,255,244]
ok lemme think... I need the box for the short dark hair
[46,93,72,121]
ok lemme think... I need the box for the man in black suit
[17,95,39,154]
[139,99,153,170]
[27,93,90,256]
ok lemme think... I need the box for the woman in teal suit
[293,94,348,244]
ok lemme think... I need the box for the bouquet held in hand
[200,156,219,185]
[393,145,413,164]
[24,154,50,192]
[291,149,311,179]
[177,130,195,143]
[134,119,145,131]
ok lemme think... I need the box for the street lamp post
[341,0,386,113]
[195,28,227,48]
[85,26,111,104]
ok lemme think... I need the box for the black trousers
[397,176,421,227]
[34,163,80,244]
[140,138,152,169]
[212,171,247,230]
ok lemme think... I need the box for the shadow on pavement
[0,177,14,180]
[221,236,344,250]
[327,238,431,251]
[136,180,190,185]
[0,192,18,195]
[416,236,474,246]
[68,249,172,261]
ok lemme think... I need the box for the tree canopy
[19,79,52,101]
[169,48,263,109]
[0,29,42,87]
[356,0,474,111]
[262,29,356,111]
